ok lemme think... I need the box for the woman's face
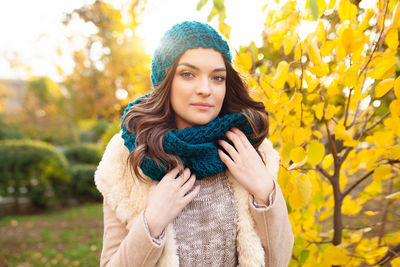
[170,47,226,129]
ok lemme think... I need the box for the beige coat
[94,132,294,267]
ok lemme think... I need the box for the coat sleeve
[100,199,166,267]
[248,178,294,267]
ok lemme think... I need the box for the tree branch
[358,0,389,78]
[341,147,353,165]
[324,119,339,167]
[342,170,374,199]
[378,178,394,245]
[364,110,390,132]
[374,243,400,266]
[344,88,353,128]
[316,164,333,181]
[346,100,360,130]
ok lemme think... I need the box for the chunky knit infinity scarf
[120,94,255,181]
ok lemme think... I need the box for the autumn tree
[200,0,399,266]
[8,76,75,143]
[62,0,151,123]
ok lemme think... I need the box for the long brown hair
[121,51,269,182]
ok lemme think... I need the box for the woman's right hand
[144,167,200,238]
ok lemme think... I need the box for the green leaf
[213,0,225,11]
[299,249,310,264]
[310,0,319,20]
[207,6,218,22]
[196,0,209,11]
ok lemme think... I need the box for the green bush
[101,122,121,150]
[69,164,101,201]
[76,119,112,143]
[63,143,103,165]
[92,119,111,140]
[0,114,25,140]
[0,139,70,208]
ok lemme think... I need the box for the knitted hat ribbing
[150,21,232,88]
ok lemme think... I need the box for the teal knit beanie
[150,21,232,88]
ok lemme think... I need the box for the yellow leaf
[218,22,232,39]
[385,28,399,49]
[392,144,400,159]
[392,1,400,28]
[392,257,400,267]
[390,99,400,117]
[307,93,319,102]
[235,52,252,72]
[325,104,340,120]
[327,79,340,96]
[322,245,351,265]
[342,195,362,215]
[344,64,360,87]
[373,57,397,79]
[281,141,297,164]
[294,43,302,61]
[316,0,327,17]
[313,102,325,120]
[294,127,311,145]
[278,166,294,191]
[338,0,357,21]
[328,0,336,9]
[394,76,400,98]
[320,40,336,57]
[366,131,394,148]
[307,78,320,93]
[287,72,296,88]
[273,61,289,89]
[365,247,389,265]
[308,62,329,77]
[288,93,303,111]
[296,173,312,204]
[365,179,382,194]
[364,210,377,216]
[375,78,394,98]
[307,140,325,165]
[373,165,392,181]
[290,146,306,163]
[307,41,322,66]
[334,123,358,146]
[341,28,353,54]
[360,9,374,30]
[336,42,346,61]
[312,130,323,139]
[268,23,287,50]
[348,156,360,175]
[281,126,294,144]
[316,21,325,42]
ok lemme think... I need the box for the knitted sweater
[95,132,294,266]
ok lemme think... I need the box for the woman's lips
[191,103,213,110]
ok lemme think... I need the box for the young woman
[95,21,294,267]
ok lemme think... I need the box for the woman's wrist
[253,178,275,205]
[144,209,166,238]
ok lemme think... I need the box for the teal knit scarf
[120,94,255,181]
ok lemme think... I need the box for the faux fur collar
[94,131,280,267]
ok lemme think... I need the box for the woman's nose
[195,76,211,95]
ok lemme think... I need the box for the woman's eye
[181,72,194,78]
[214,75,226,82]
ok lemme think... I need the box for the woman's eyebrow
[178,62,226,72]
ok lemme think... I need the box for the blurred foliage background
[0,0,399,266]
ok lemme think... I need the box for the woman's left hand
[218,127,275,204]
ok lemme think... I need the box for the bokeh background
[0,0,399,266]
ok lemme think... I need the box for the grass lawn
[0,203,103,267]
